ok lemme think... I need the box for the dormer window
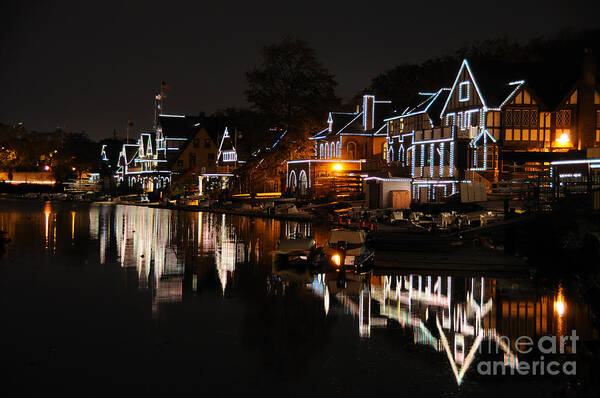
[222,151,237,162]
[458,81,470,102]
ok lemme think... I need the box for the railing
[414,166,455,178]
[412,126,454,142]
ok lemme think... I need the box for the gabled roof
[311,95,394,139]
[141,134,152,156]
[217,127,237,164]
[119,144,139,167]
[444,57,590,112]
[385,88,450,126]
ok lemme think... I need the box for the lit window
[458,82,470,102]
[222,151,237,162]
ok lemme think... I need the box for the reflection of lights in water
[44,203,50,248]
[215,214,238,294]
[71,211,76,240]
[308,273,518,386]
[89,205,99,240]
[555,287,566,317]
[107,205,181,317]
[555,284,567,337]
[555,300,565,316]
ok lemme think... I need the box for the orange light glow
[555,132,571,146]
[331,254,341,266]
[332,163,343,171]
[554,286,566,317]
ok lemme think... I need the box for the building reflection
[298,271,596,386]
[85,204,597,386]
[91,205,310,316]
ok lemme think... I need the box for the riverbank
[0,196,535,273]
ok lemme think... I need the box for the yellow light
[555,300,565,316]
[331,254,341,266]
[256,192,282,197]
[554,297,566,317]
[332,163,343,171]
[556,132,570,146]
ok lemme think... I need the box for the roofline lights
[551,158,600,165]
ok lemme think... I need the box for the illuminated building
[386,53,600,202]
[286,94,412,200]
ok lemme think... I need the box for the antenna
[154,81,169,131]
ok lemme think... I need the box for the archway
[347,141,357,159]
[299,170,308,195]
[288,170,297,192]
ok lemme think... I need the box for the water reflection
[88,204,316,317]
[0,201,596,389]
[295,271,595,385]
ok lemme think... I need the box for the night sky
[1,1,598,141]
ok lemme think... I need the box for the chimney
[327,112,333,133]
[362,95,375,131]
[578,49,597,150]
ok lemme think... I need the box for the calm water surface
[0,200,598,396]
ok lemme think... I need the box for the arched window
[319,144,324,159]
[400,145,405,164]
[347,141,357,160]
[388,146,394,163]
[336,141,341,158]
[299,170,308,195]
[288,170,297,191]
[325,143,329,159]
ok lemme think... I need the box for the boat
[322,229,374,273]
[272,234,325,269]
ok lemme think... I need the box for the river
[0,200,597,395]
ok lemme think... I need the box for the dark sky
[1,0,598,141]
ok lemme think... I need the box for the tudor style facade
[386,54,600,203]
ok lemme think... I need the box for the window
[193,139,199,148]
[189,153,196,166]
[222,151,237,162]
[177,160,183,167]
[556,110,572,128]
[530,130,537,141]
[470,112,479,127]
[458,81,470,102]
[205,139,211,148]
[347,142,356,159]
